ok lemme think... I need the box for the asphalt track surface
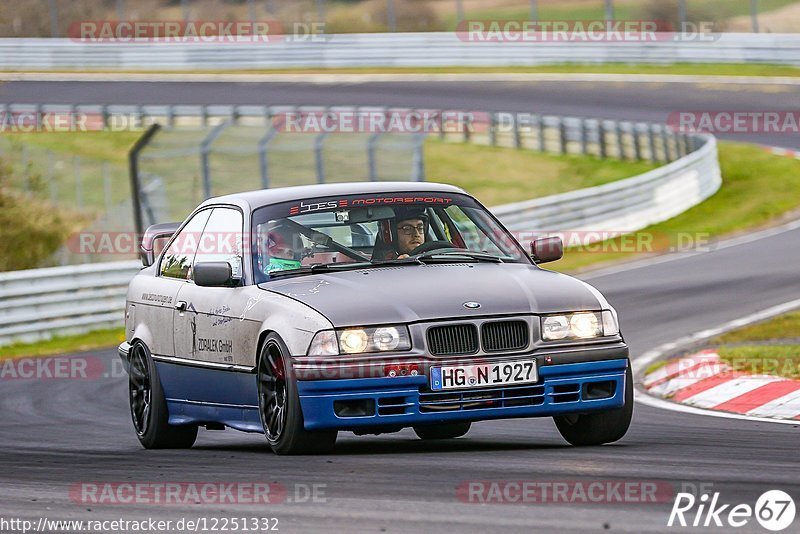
[1,79,799,533]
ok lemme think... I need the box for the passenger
[261,223,302,273]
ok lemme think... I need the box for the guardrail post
[633,123,643,161]
[647,124,657,163]
[536,115,545,153]
[598,121,607,159]
[558,117,567,154]
[615,121,625,159]
[166,105,175,129]
[579,118,588,155]
[102,105,111,130]
[660,126,671,162]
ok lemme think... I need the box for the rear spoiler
[140,222,181,267]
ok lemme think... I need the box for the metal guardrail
[0,33,798,69]
[0,261,140,346]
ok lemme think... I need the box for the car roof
[200,182,469,212]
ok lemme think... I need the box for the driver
[261,222,302,273]
[393,207,428,259]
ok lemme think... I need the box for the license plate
[430,359,538,391]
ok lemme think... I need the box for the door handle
[174,300,187,312]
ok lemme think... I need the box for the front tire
[413,422,471,440]
[128,341,198,449]
[553,364,633,446]
[257,333,337,455]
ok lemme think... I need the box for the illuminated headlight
[542,311,619,341]
[307,326,411,356]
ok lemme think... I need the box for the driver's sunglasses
[397,224,425,236]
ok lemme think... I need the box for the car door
[144,208,212,358]
[173,206,259,369]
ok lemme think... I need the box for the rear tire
[413,422,471,440]
[128,341,198,449]
[553,364,633,446]
[258,333,337,455]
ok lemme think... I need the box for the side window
[160,210,212,280]
[195,207,244,278]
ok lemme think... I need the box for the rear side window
[159,209,212,280]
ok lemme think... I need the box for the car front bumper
[297,356,629,431]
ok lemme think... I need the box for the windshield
[251,192,529,282]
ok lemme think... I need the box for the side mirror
[194,262,235,287]
[140,222,181,267]
[531,237,563,264]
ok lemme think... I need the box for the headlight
[542,311,619,341]
[307,326,411,356]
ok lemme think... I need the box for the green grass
[713,311,800,344]
[0,328,125,360]
[548,142,800,272]
[8,63,800,77]
[717,345,800,379]
[425,138,658,206]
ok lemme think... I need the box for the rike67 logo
[669,490,796,531]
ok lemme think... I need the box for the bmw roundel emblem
[463,301,481,309]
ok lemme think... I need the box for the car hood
[260,263,609,326]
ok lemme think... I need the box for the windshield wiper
[266,262,373,277]
[415,251,505,263]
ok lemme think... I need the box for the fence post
[128,124,162,237]
[200,120,231,199]
[74,156,83,209]
[513,113,522,149]
[21,144,30,191]
[315,133,328,184]
[411,134,425,182]
[258,128,278,189]
[558,117,567,154]
[47,151,57,204]
[103,162,112,215]
[166,105,175,129]
[488,112,497,146]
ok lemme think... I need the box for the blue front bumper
[297,358,629,431]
